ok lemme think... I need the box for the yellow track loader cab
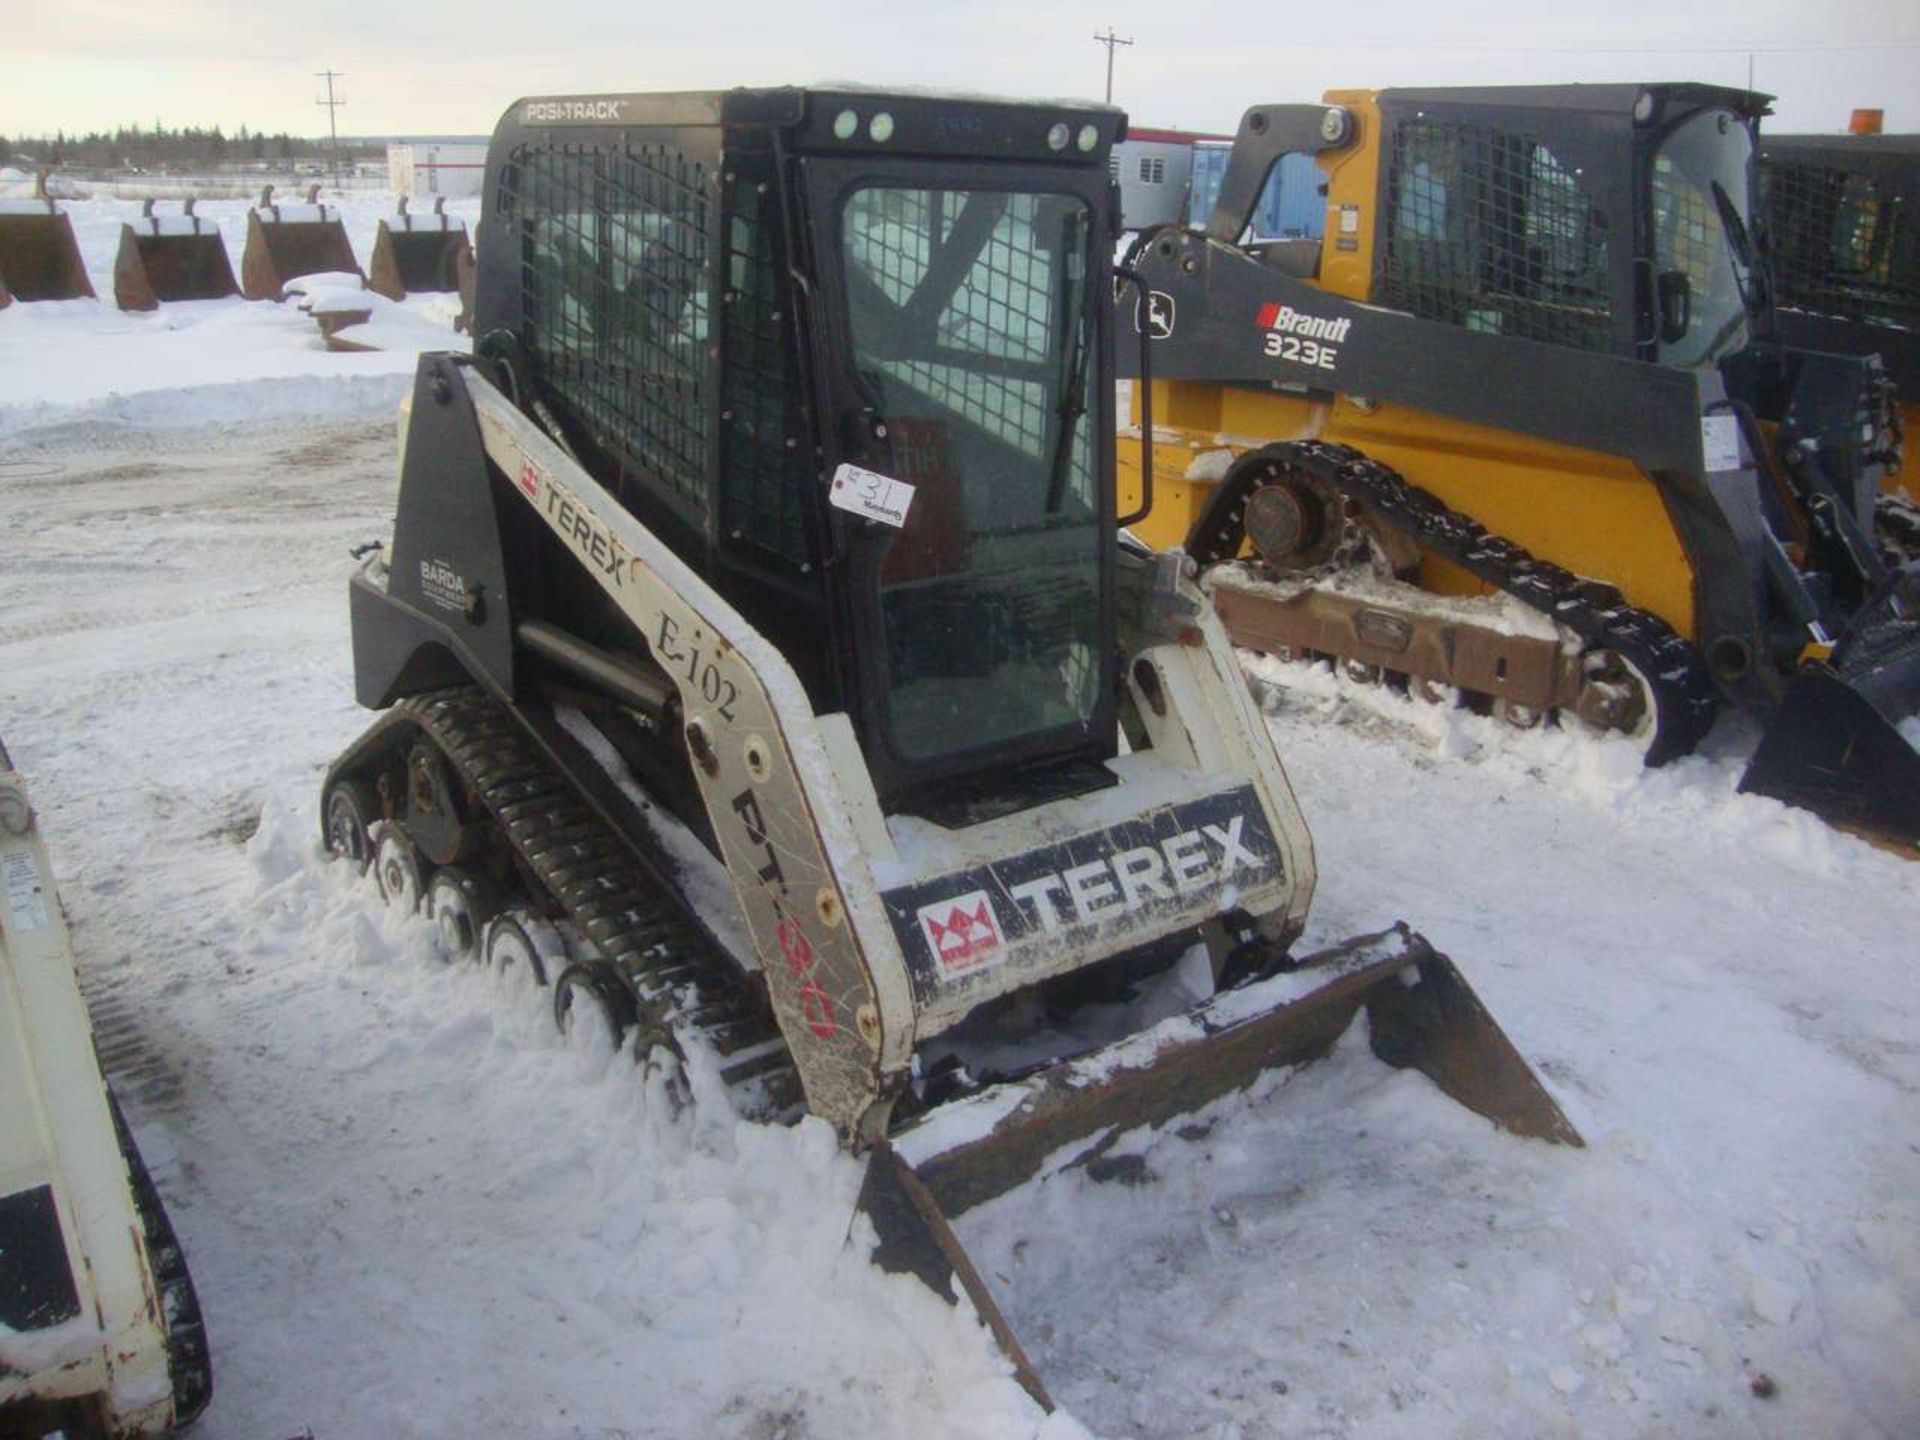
[1117,84,1920,847]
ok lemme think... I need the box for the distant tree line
[0,123,379,170]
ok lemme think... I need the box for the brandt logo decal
[1257,301,1347,370]
[1256,302,1351,342]
[917,891,1005,974]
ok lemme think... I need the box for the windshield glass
[839,184,1102,766]
[1651,109,1756,367]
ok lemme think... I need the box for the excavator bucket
[1740,612,1920,848]
[366,196,472,301]
[0,173,94,306]
[111,197,238,310]
[240,183,362,301]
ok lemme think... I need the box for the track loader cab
[1758,129,1919,504]
[1122,84,1920,847]
[465,90,1129,817]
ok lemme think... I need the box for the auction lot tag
[4,849,50,932]
[829,463,916,528]
[1701,414,1743,473]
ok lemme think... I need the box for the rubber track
[109,1091,212,1429]
[1192,440,1721,765]
[378,688,800,1112]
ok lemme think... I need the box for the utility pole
[1092,28,1133,105]
[315,69,345,179]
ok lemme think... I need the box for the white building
[386,141,489,199]
[1111,126,1232,230]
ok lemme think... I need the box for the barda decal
[1257,301,1349,371]
[418,558,468,615]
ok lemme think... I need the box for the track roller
[483,911,555,986]
[374,828,427,914]
[428,866,499,961]
[323,779,380,872]
[553,959,639,1047]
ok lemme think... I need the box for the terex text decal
[882,784,1283,1000]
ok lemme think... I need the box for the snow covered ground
[3,264,1918,1438]
[0,184,473,427]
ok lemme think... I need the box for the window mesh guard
[1381,117,1613,351]
[505,142,712,512]
[720,182,810,567]
[1763,159,1920,323]
[845,189,1060,460]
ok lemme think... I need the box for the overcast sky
[4,0,1916,141]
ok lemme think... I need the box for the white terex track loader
[0,741,211,1438]
[321,87,1581,1402]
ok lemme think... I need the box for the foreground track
[325,686,799,1111]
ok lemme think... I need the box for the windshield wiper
[1709,179,1769,316]
[1044,217,1093,515]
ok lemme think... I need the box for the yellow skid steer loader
[1115,86,1920,848]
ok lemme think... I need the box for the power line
[1093,28,1134,105]
[315,69,345,178]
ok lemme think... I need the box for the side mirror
[1657,268,1692,344]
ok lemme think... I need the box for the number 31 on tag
[829,463,916,529]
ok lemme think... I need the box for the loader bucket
[857,1144,1051,1410]
[863,926,1578,1406]
[111,199,238,310]
[895,925,1582,1220]
[0,199,94,304]
[1739,641,1920,849]
[366,197,471,301]
[240,184,362,301]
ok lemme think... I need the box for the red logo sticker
[798,977,837,1038]
[1255,301,1280,329]
[916,891,1005,973]
[775,917,815,976]
[517,460,541,501]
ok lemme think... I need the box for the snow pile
[217,796,1062,1438]
[0,191,478,429]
